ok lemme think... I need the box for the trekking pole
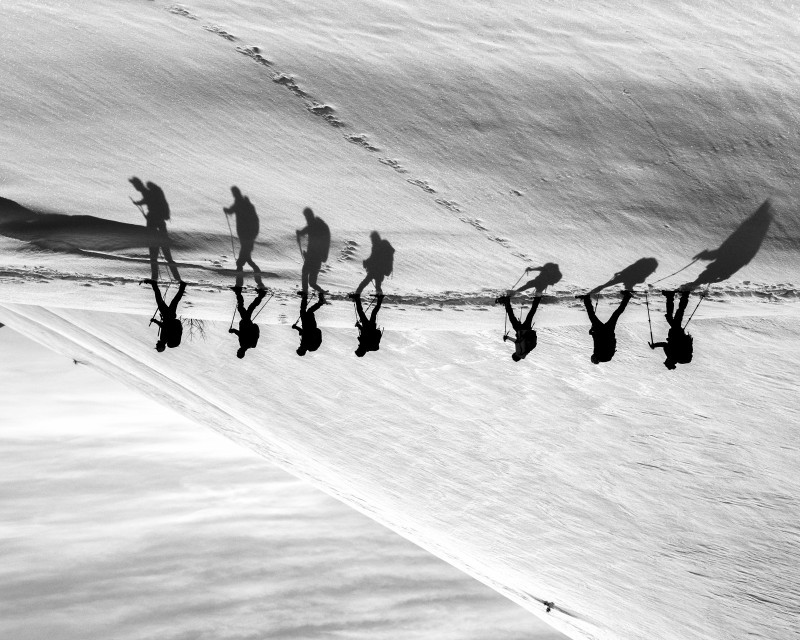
[510,268,528,292]
[252,291,274,321]
[651,258,700,285]
[645,289,654,345]
[223,211,237,262]
[130,197,147,220]
[683,286,709,329]
[229,304,237,331]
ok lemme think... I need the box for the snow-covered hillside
[2,2,799,639]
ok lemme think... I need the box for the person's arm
[152,319,163,328]
[229,328,239,335]
[649,341,667,349]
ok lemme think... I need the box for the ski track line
[162,2,534,263]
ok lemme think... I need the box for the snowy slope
[2,1,800,639]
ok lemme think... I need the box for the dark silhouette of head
[591,355,600,364]
[231,185,241,199]
[296,346,308,357]
[303,207,315,223]
[511,353,521,362]
[237,347,247,359]
[129,176,145,192]
[156,341,166,352]
[664,359,677,370]
[355,346,367,357]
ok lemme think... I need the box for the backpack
[309,218,330,262]
[676,333,694,363]
[376,239,394,276]
[147,183,170,221]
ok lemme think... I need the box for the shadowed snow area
[2,1,800,639]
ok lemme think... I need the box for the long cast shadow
[513,262,562,296]
[683,200,773,289]
[590,257,658,294]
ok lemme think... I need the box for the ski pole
[229,304,237,331]
[130,197,146,219]
[223,210,237,262]
[683,286,709,329]
[651,258,699,285]
[252,292,273,321]
[645,289,654,345]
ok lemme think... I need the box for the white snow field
[1,1,799,639]
[0,330,555,640]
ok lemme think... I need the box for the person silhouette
[295,207,330,295]
[513,263,562,296]
[129,177,181,282]
[649,290,694,369]
[223,186,261,274]
[292,292,326,356]
[228,286,266,358]
[354,231,394,296]
[495,295,542,361]
[143,279,186,352]
[350,294,384,357]
[577,290,633,363]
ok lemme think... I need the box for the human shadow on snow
[682,199,773,290]
[589,257,658,295]
[512,262,562,296]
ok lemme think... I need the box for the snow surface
[0,330,555,640]
[2,1,799,639]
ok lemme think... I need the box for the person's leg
[583,296,602,330]
[664,292,676,326]
[247,290,265,315]
[169,282,187,314]
[607,294,631,330]
[674,291,690,326]
[354,274,372,295]
[370,295,383,324]
[522,296,542,329]
[308,298,325,314]
[149,281,168,315]
[503,298,521,331]
[355,296,368,324]
[374,275,384,296]
[159,234,181,281]
[149,245,160,281]
[309,263,324,293]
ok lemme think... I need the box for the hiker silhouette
[649,290,694,369]
[296,207,330,295]
[589,258,658,295]
[578,290,633,363]
[224,186,261,274]
[683,200,773,290]
[129,177,181,282]
[495,294,541,361]
[354,231,395,296]
[143,279,186,352]
[228,286,266,358]
[351,294,384,357]
[513,263,562,296]
[292,292,326,356]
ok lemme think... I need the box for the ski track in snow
[162,1,535,263]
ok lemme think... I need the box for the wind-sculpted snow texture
[2,1,800,639]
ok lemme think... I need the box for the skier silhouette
[296,207,330,295]
[495,294,542,361]
[129,177,181,282]
[351,294,384,357]
[292,292,326,356]
[144,279,186,352]
[513,263,562,296]
[228,287,266,359]
[578,290,633,363]
[354,231,394,296]
[649,290,694,369]
[223,186,261,274]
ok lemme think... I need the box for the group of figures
[130,178,774,368]
[131,178,392,359]
[498,288,697,369]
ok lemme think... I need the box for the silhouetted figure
[292,292,326,356]
[228,287,266,358]
[224,186,261,274]
[129,177,181,282]
[578,291,633,363]
[354,231,395,296]
[495,295,541,362]
[144,279,186,352]
[649,290,693,369]
[296,207,330,295]
[513,263,562,296]
[351,294,384,357]
[590,258,658,295]
[683,200,773,289]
